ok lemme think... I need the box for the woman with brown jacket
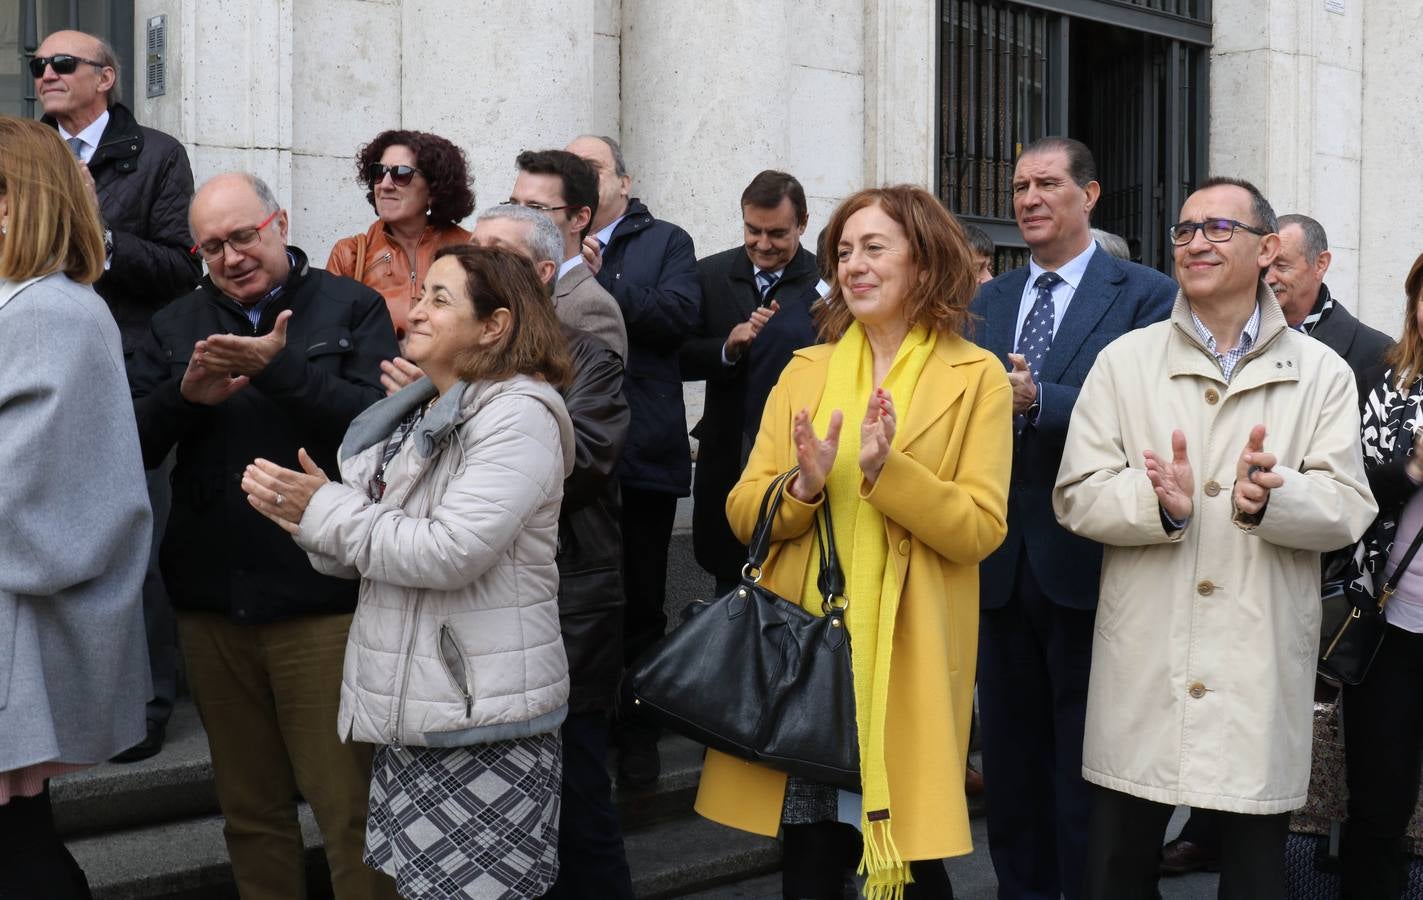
[327,129,473,342]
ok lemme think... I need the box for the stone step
[51,699,708,838]
[68,800,778,899]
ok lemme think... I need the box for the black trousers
[1341,624,1423,899]
[1173,808,1223,853]
[977,560,1095,900]
[781,822,954,899]
[1082,786,1288,900]
[0,784,92,900]
[541,712,633,899]
[619,487,679,668]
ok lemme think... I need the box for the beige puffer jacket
[297,374,575,747]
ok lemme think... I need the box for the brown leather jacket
[326,220,471,338]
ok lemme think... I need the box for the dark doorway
[5,1,135,119]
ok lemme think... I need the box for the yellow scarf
[801,321,938,899]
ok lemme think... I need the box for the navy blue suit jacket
[970,248,1176,610]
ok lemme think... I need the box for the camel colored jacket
[327,220,471,338]
[693,334,1012,860]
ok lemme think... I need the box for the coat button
[1204,389,1219,405]
[1188,681,1207,699]
[897,539,910,555]
[1204,480,1221,497]
[1196,580,1214,596]
[338,338,351,348]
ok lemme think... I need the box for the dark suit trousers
[1083,786,1288,900]
[542,712,634,899]
[978,559,1095,900]
[620,486,678,667]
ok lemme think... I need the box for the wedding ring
[275,493,285,506]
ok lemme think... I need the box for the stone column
[863,0,936,191]
[1359,2,1423,333]
[1208,0,1366,318]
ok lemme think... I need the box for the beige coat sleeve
[1243,355,1378,552]
[1053,350,1186,548]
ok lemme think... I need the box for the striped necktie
[66,137,85,160]
[756,270,781,300]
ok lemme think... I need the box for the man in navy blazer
[970,137,1177,900]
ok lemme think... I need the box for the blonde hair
[0,117,105,283]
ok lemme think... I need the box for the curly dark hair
[356,130,475,227]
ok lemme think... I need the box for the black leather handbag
[628,467,861,790]
[1319,527,1423,685]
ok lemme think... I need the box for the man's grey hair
[189,173,282,235]
[477,204,564,267]
[576,133,628,178]
[93,36,121,106]
[1091,228,1131,261]
[1277,214,1329,262]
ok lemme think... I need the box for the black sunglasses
[366,164,420,187]
[28,54,107,78]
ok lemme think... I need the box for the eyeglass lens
[367,164,418,187]
[28,55,87,77]
[1171,220,1239,245]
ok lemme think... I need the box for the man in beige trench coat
[1052,176,1377,900]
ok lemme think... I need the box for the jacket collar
[1038,249,1126,382]
[555,262,593,298]
[729,243,818,285]
[199,245,312,325]
[1166,281,1298,389]
[607,198,655,244]
[788,332,983,449]
[44,102,142,171]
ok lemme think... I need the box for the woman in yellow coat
[694,185,1012,898]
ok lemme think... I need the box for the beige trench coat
[1053,287,1376,814]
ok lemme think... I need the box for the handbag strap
[742,467,848,614]
[1380,523,1423,606]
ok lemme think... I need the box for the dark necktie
[756,270,780,301]
[1015,271,1062,377]
[66,137,84,160]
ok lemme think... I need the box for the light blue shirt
[593,214,627,251]
[57,110,109,164]
[1014,240,1099,348]
[557,256,583,280]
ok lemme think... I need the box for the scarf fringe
[858,816,912,900]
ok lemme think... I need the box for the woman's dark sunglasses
[28,54,106,78]
[366,164,420,187]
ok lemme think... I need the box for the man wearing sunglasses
[1054,178,1376,899]
[35,29,202,764]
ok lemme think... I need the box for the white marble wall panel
[863,0,935,187]
[290,0,401,158]
[787,65,863,210]
[399,0,594,218]
[292,152,378,263]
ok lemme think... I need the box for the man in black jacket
[37,29,203,761]
[682,170,821,593]
[466,205,635,897]
[128,173,399,900]
[567,134,701,786]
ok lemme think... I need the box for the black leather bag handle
[742,467,848,614]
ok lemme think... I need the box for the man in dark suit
[681,170,822,593]
[567,134,701,787]
[1160,211,1394,876]
[970,136,1177,900]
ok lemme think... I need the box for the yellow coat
[693,333,1013,860]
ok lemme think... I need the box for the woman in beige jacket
[244,245,575,899]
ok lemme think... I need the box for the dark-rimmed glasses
[28,54,107,78]
[190,209,281,260]
[1169,219,1268,246]
[502,199,570,213]
[366,164,420,187]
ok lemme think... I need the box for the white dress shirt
[1013,240,1099,348]
[57,110,110,164]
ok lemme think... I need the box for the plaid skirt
[365,732,562,900]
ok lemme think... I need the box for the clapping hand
[859,388,896,485]
[789,408,843,502]
[1144,429,1195,522]
[724,300,780,361]
[380,356,425,396]
[241,448,331,535]
[199,310,291,376]
[1234,424,1283,516]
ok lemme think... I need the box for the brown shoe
[964,764,985,797]
[1159,838,1219,875]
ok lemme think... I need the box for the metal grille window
[939,0,1210,272]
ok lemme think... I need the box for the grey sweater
[0,273,152,772]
